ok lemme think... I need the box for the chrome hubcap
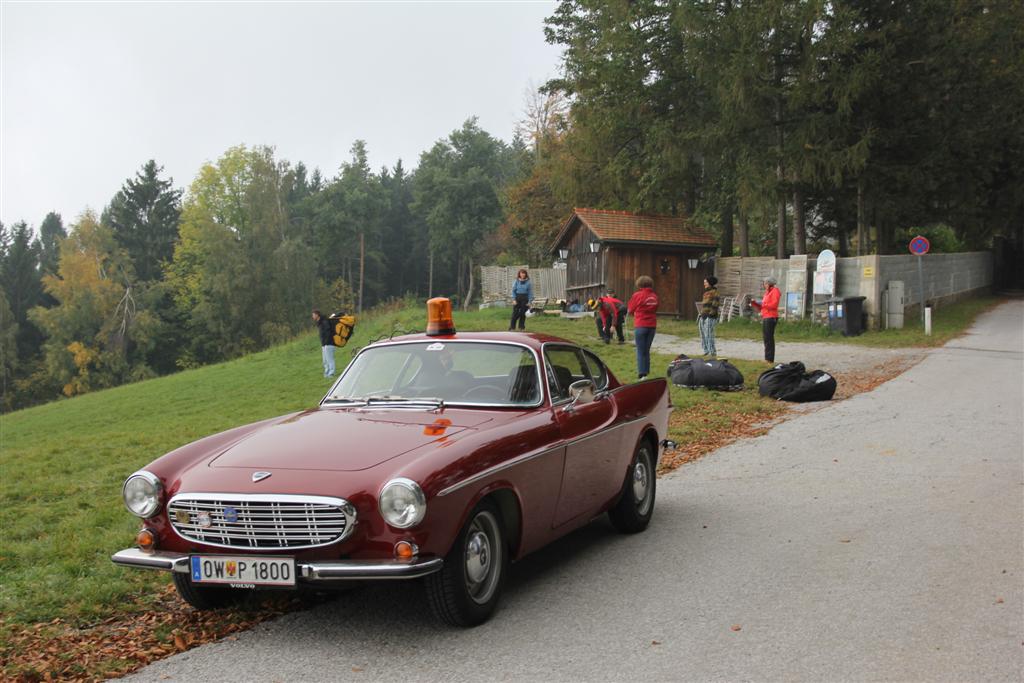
[463,510,502,604]
[465,530,491,584]
[632,460,649,503]
[633,449,653,515]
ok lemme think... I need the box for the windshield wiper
[322,396,445,411]
[365,396,445,411]
[322,396,369,405]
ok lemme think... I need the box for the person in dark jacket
[698,276,721,357]
[312,309,336,377]
[509,269,533,331]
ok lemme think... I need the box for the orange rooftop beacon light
[426,297,456,336]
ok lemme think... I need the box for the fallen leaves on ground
[831,358,919,400]
[659,359,913,475]
[0,585,311,682]
[658,402,785,473]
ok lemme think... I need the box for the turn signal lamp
[394,540,418,560]
[136,528,156,554]
[426,298,456,336]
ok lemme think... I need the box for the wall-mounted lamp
[558,248,570,259]
[687,258,699,269]
[589,241,601,254]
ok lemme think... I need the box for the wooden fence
[480,265,567,305]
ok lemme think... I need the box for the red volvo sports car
[113,299,672,626]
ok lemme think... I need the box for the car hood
[208,408,488,472]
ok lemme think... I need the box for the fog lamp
[136,528,156,553]
[394,540,418,560]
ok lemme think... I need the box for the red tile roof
[552,208,717,251]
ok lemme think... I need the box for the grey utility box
[884,280,905,329]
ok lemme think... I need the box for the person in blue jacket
[509,268,533,330]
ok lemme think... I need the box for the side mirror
[564,379,596,412]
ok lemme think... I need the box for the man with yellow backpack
[312,309,356,378]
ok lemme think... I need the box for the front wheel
[608,440,656,533]
[425,500,507,626]
[172,572,247,610]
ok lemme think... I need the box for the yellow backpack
[331,314,356,347]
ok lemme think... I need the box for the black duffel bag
[758,361,837,402]
[757,361,806,398]
[782,369,837,402]
[667,354,745,391]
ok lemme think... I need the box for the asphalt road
[128,301,1023,682]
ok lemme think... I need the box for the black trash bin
[827,296,866,336]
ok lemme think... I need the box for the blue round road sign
[909,235,930,255]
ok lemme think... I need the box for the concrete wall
[878,252,993,311]
[716,251,992,329]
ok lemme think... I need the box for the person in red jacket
[750,276,781,362]
[590,291,627,344]
[627,276,659,379]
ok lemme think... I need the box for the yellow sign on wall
[863,266,875,278]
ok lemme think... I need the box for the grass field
[0,296,997,632]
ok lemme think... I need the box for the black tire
[172,572,246,610]
[425,500,507,627]
[608,440,656,533]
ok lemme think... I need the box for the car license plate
[190,555,295,586]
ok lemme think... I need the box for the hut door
[654,253,680,315]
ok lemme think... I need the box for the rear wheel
[172,572,247,610]
[425,500,507,626]
[608,440,656,533]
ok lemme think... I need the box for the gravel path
[650,332,924,374]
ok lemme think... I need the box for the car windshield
[326,341,541,407]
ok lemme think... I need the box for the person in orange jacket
[750,276,781,362]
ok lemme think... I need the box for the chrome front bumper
[111,548,443,581]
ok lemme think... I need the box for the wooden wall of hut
[563,223,605,305]
[604,246,708,320]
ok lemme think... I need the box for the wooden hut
[550,208,717,319]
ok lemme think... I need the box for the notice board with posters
[812,249,837,324]
[786,255,808,319]
[813,249,836,295]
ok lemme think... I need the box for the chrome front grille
[167,493,356,550]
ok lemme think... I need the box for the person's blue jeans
[634,326,656,377]
[322,345,336,377]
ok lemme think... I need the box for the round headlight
[122,471,163,518]
[379,478,426,529]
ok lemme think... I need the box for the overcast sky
[0,0,562,228]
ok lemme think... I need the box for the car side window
[544,346,593,402]
[582,350,609,390]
